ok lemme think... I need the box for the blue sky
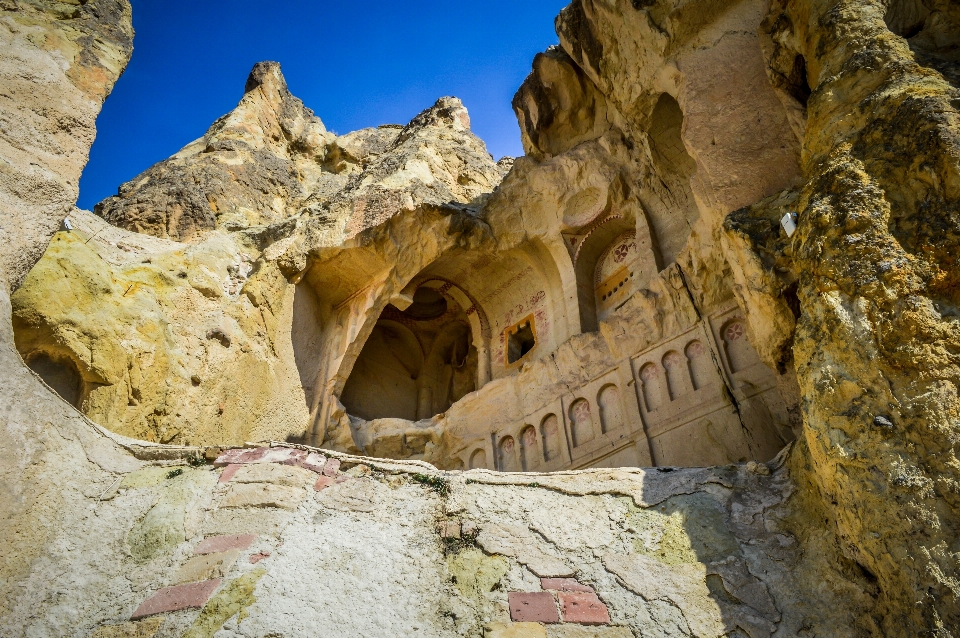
[77,0,569,210]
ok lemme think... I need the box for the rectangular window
[506,317,537,364]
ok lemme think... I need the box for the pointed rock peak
[244,60,288,95]
[404,97,472,135]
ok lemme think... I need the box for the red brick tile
[249,552,270,564]
[509,592,559,623]
[130,579,221,619]
[558,591,610,625]
[218,464,241,484]
[322,457,340,477]
[213,447,267,467]
[277,449,308,467]
[213,446,307,467]
[300,452,327,473]
[313,475,335,491]
[540,578,594,593]
[440,520,461,539]
[194,534,256,555]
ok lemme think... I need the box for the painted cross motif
[664,351,684,368]
[572,400,591,423]
[725,322,745,341]
[640,364,659,380]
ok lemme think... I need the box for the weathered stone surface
[230,462,316,488]
[221,482,306,510]
[313,475,335,491]
[545,626,631,638]
[540,578,593,593]
[2,0,959,635]
[0,0,133,292]
[90,618,163,638]
[486,622,548,638]
[126,468,215,563]
[96,61,333,242]
[172,550,240,584]
[201,508,289,538]
[477,524,574,578]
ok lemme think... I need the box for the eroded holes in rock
[340,286,478,421]
[27,353,83,408]
[506,319,536,364]
[787,55,812,106]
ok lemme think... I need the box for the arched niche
[469,448,487,470]
[569,398,596,447]
[499,435,520,472]
[520,425,540,471]
[419,320,477,417]
[397,276,492,388]
[639,362,666,412]
[662,350,692,400]
[594,231,641,323]
[685,340,714,390]
[541,414,562,462]
[721,319,761,374]
[339,319,423,421]
[341,282,482,422]
[643,93,700,266]
[597,384,623,434]
[572,216,637,332]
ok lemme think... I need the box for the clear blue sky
[78,0,569,210]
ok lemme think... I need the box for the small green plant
[187,453,206,467]
[412,473,449,496]
[166,467,184,479]
[441,527,480,555]
[529,482,540,488]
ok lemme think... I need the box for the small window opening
[28,353,82,407]
[507,320,536,364]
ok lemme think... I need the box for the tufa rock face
[0,0,134,291]
[769,0,960,632]
[12,65,505,447]
[4,0,960,634]
[95,62,502,244]
[96,61,334,241]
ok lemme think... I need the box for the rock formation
[1,0,959,636]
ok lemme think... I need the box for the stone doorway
[340,285,479,421]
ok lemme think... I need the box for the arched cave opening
[340,286,479,422]
[646,93,700,266]
[27,353,83,408]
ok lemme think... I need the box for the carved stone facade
[456,301,789,472]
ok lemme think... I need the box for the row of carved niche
[468,383,627,472]
[635,320,757,414]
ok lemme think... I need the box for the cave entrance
[27,353,83,408]
[340,285,479,421]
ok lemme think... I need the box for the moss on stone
[182,567,266,638]
[628,494,741,566]
[126,468,214,563]
[447,547,508,601]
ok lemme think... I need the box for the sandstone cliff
[2,0,959,635]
